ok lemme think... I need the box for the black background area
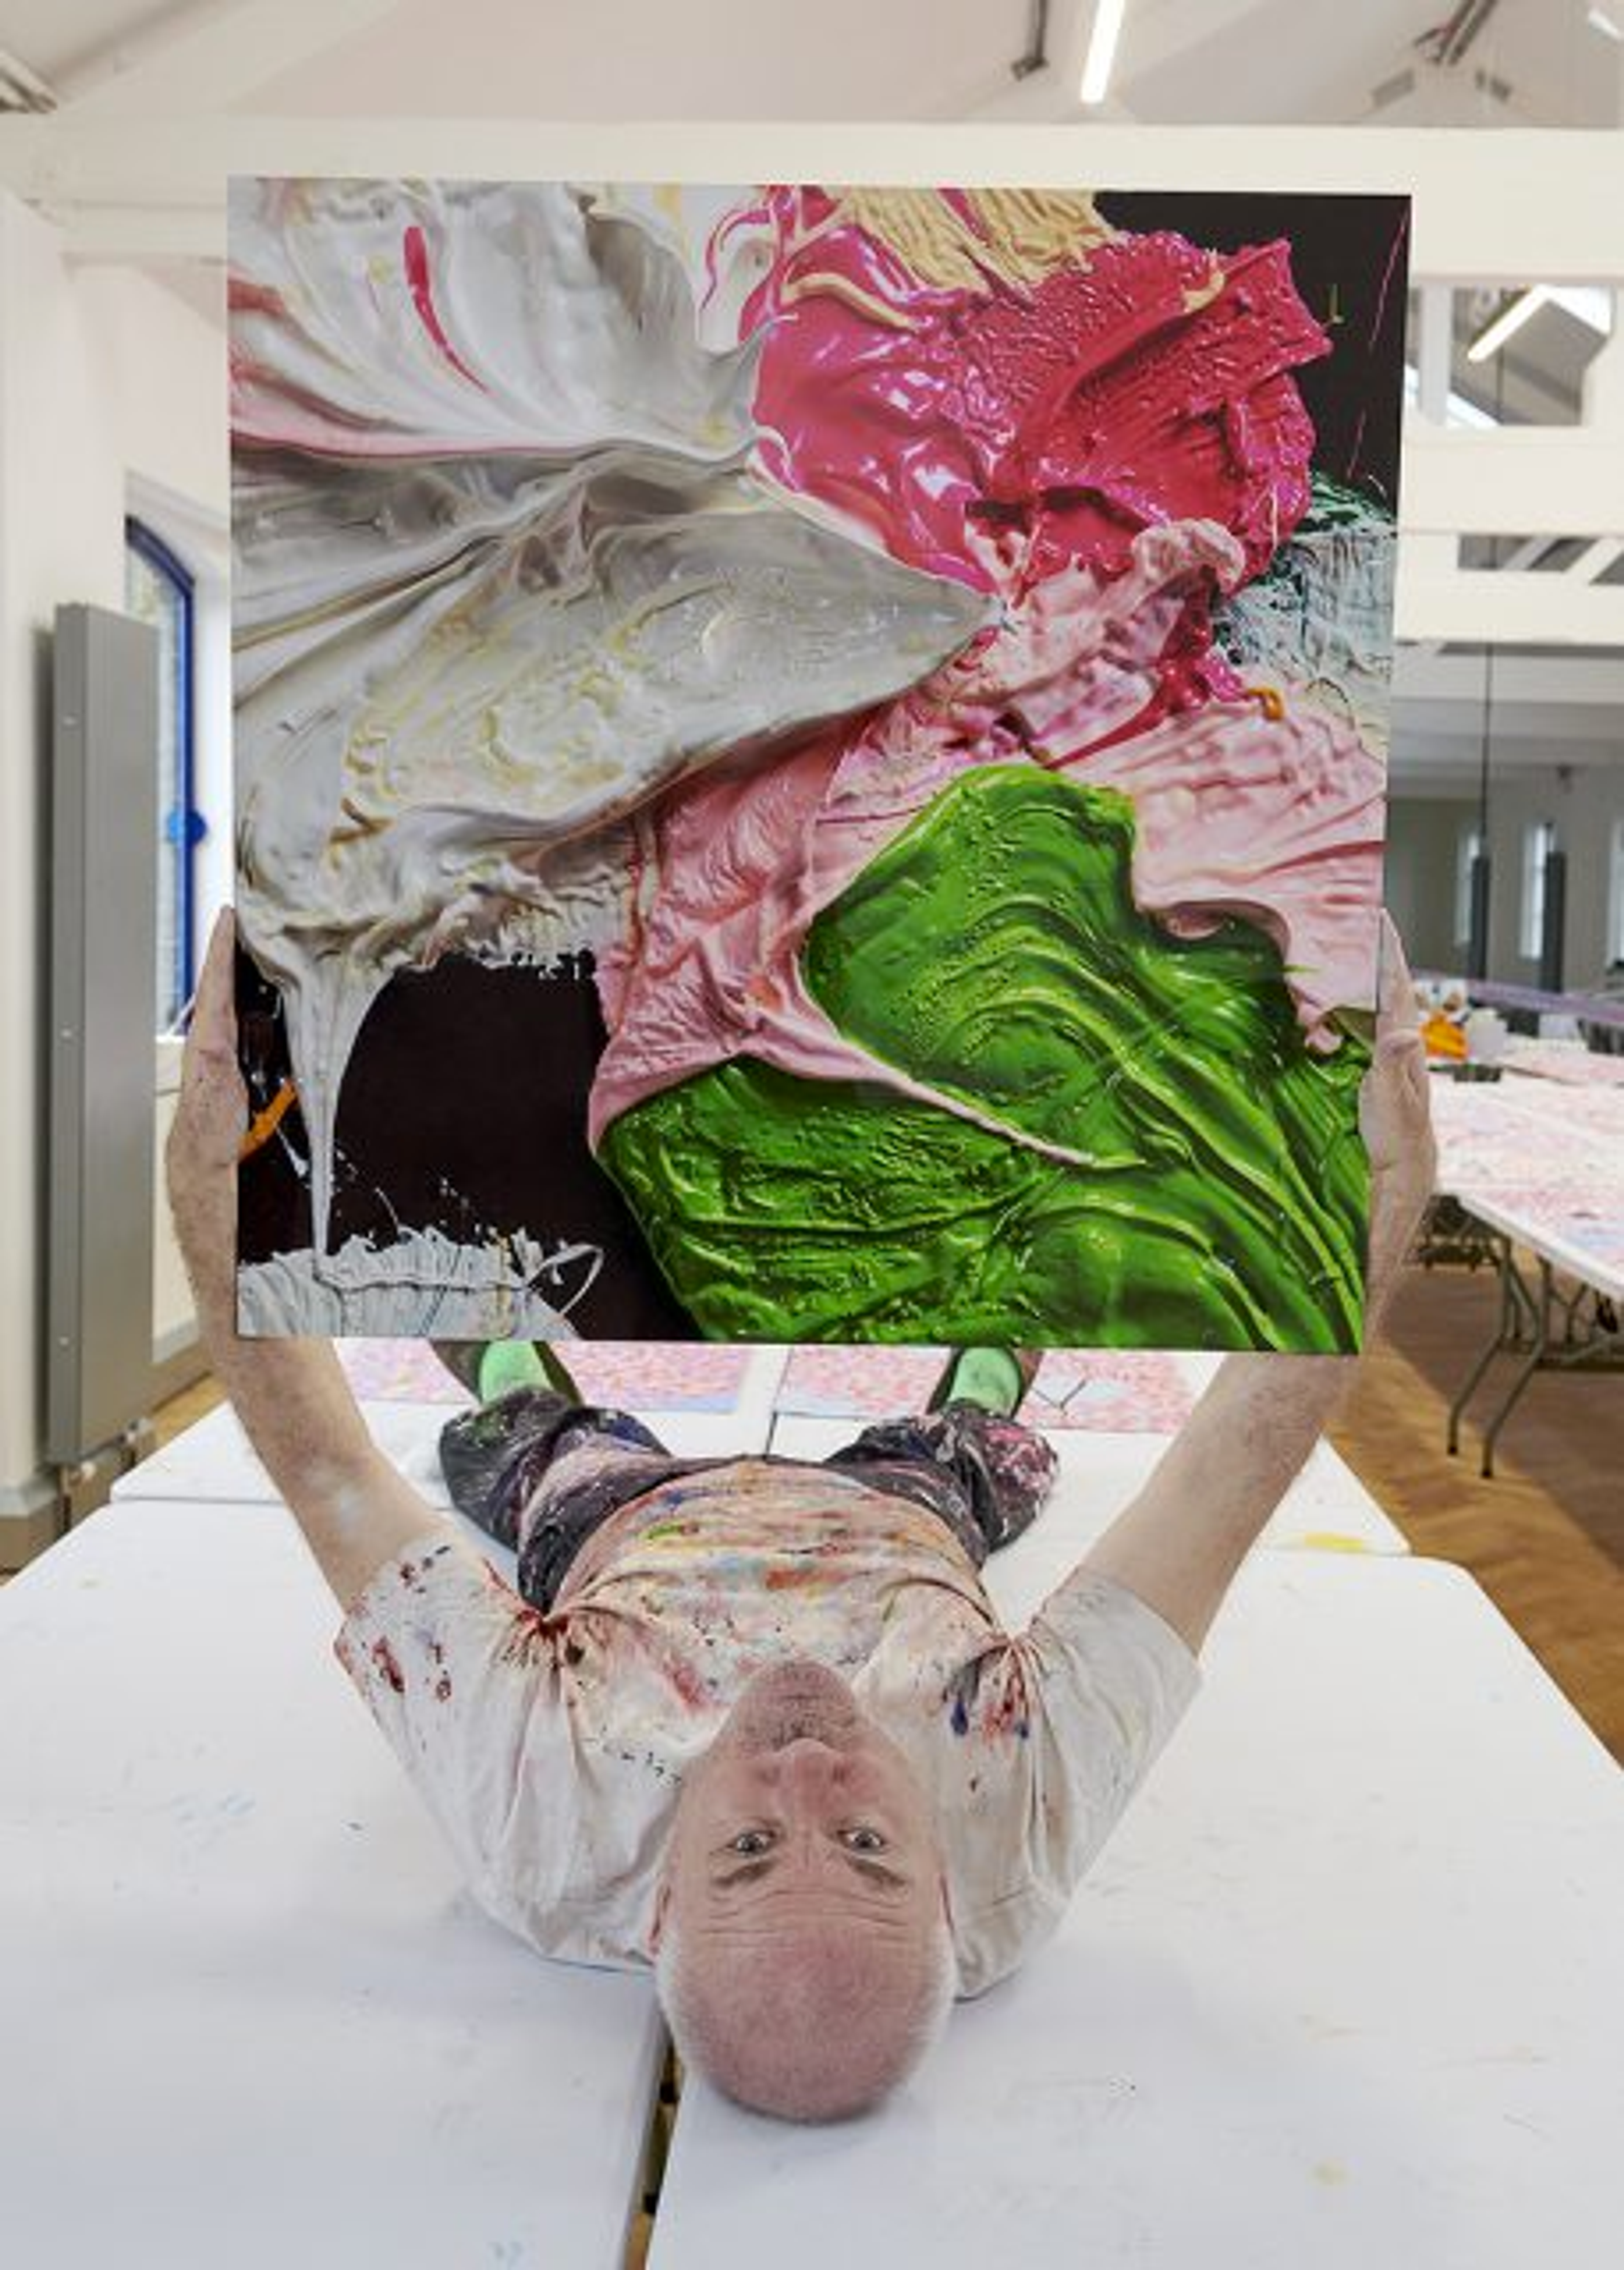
[236,947,695,1339]
[1097,191,1410,511]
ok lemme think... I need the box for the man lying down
[167,912,1435,2124]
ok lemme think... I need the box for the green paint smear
[601,768,1370,1350]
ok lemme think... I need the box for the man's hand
[165,909,447,1610]
[1360,914,1438,1307]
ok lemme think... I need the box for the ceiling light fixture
[1080,0,1128,105]
[1586,7,1622,41]
[1466,285,1551,362]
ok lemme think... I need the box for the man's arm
[1082,918,1437,1654]
[166,912,451,1610]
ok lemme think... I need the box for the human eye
[728,1828,775,1857]
[841,1825,888,1854]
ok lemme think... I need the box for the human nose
[771,1737,845,1797]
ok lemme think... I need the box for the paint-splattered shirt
[336,1460,1197,1995]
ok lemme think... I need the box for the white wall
[1383,796,1481,976]
[0,191,226,1526]
[1482,766,1624,989]
[1387,767,1624,988]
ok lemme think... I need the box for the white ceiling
[0,0,174,88]
[3,0,1621,782]
[1121,0,1623,127]
[2,0,1620,125]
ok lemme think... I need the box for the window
[1608,818,1624,970]
[1520,820,1557,961]
[1454,825,1484,948]
[124,519,198,1028]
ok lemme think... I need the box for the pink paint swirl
[726,185,1327,595]
[593,192,1383,1143]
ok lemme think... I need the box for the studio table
[767,1413,1409,1561]
[11,1371,1620,2264]
[1428,1071,1624,1473]
[0,1497,665,2270]
[113,1348,1406,1558]
[649,1555,1624,2270]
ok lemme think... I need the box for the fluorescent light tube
[1466,285,1551,363]
[1586,8,1622,42]
[1080,0,1128,105]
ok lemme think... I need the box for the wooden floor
[1330,1259,1624,1761]
[148,1269,1624,1766]
[151,1371,225,1448]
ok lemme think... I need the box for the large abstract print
[230,179,1408,1350]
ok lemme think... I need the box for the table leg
[1478,1255,1550,1479]
[1447,1231,1516,1457]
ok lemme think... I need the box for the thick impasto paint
[230,178,1408,1350]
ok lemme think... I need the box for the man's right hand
[1360,914,1438,1303]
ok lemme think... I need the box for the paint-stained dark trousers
[438,1392,1057,1611]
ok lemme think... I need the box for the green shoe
[431,1338,584,1405]
[477,1339,583,1405]
[927,1347,1041,1418]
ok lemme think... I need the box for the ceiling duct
[1417,0,1505,69]
[1012,0,1051,80]
[0,44,56,113]
[1370,64,1418,110]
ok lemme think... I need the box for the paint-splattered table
[767,1415,1408,1561]
[0,1498,664,2270]
[1427,1072,1624,1473]
[1501,1038,1624,1089]
[648,1555,1624,2270]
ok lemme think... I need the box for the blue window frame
[124,517,201,1027]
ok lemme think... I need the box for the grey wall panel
[47,605,160,1465]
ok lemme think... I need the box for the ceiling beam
[1396,561,1624,645]
[3,118,1624,279]
[58,0,405,119]
[1565,537,1624,583]
[1394,647,1624,708]
[1405,427,1624,540]
[3,120,1621,281]
[61,202,226,263]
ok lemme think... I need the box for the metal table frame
[1446,1219,1623,1477]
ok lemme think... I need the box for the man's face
[653,1658,946,1957]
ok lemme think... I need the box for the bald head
[656,1910,955,2121]
[651,1659,957,2121]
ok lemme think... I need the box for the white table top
[1456,1186,1624,1305]
[767,1415,1408,1574]
[0,1499,663,2270]
[1429,1069,1624,1197]
[113,1390,782,1506]
[115,1395,1404,1568]
[651,1554,1624,2270]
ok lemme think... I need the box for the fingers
[1375,912,1418,1041]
